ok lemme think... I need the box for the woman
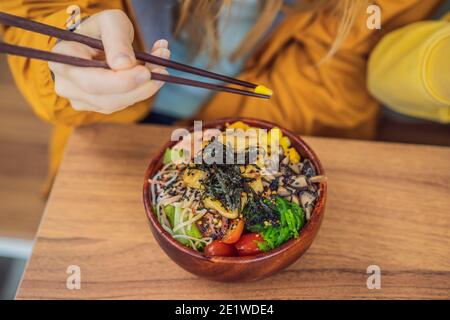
[0,0,443,189]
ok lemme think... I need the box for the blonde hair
[175,0,368,63]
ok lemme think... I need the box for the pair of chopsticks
[0,11,273,99]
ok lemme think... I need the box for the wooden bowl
[143,118,327,282]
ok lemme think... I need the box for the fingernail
[156,39,168,49]
[136,69,151,85]
[113,53,132,69]
[155,48,170,59]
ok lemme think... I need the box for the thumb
[97,10,136,70]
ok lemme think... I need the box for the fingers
[97,10,136,70]
[55,69,168,115]
[50,41,151,95]
[48,40,96,75]
[48,10,171,115]
[149,67,169,91]
[74,9,136,70]
[68,65,151,95]
[69,99,99,113]
[148,39,170,70]
[71,80,164,114]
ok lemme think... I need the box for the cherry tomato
[234,233,265,256]
[222,219,245,244]
[204,241,238,257]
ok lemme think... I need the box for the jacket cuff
[424,25,450,105]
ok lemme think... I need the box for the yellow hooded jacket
[0,0,444,189]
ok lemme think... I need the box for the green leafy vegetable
[249,197,305,252]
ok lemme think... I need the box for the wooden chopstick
[0,11,259,90]
[0,42,271,99]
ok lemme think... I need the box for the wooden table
[17,123,450,299]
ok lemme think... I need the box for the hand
[49,9,170,114]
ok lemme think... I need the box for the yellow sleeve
[0,1,150,127]
[368,15,450,123]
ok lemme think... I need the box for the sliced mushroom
[280,164,290,176]
[308,183,318,193]
[300,191,316,220]
[288,163,301,174]
[272,172,283,177]
[288,175,309,190]
[277,186,291,197]
[309,175,326,184]
[301,159,317,178]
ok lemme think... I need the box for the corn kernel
[267,128,283,153]
[288,147,301,164]
[228,121,250,131]
[280,136,291,154]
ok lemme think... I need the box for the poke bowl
[143,118,327,282]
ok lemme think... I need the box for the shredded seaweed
[195,141,256,212]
